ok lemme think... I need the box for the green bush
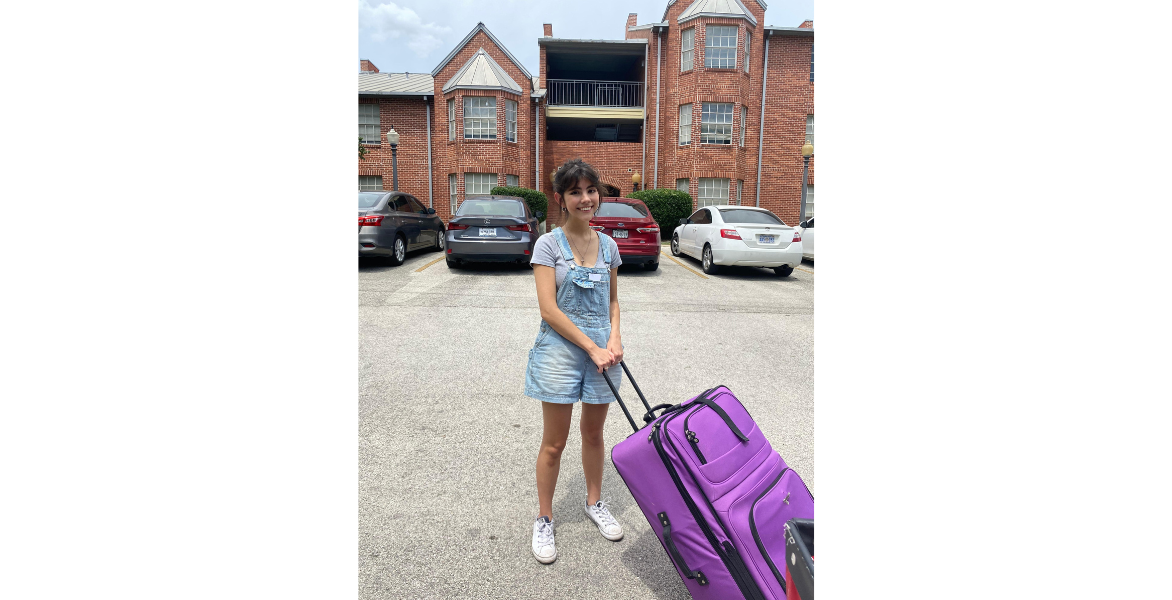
[490,186,548,219]
[627,188,694,240]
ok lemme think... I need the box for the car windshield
[718,208,785,226]
[597,202,648,218]
[457,200,525,217]
[358,192,385,209]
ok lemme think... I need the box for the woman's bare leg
[580,402,610,505]
[536,401,574,518]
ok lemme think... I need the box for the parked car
[796,217,814,260]
[670,205,802,276]
[589,198,660,271]
[446,196,543,268]
[359,191,446,265]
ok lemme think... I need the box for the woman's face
[558,178,600,224]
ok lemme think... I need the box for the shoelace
[535,520,554,547]
[590,500,618,528]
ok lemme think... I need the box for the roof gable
[677,0,759,26]
[663,0,766,23]
[442,48,522,94]
[430,22,532,89]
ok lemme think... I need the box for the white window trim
[697,177,730,208]
[449,173,458,215]
[359,104,380,145]
[465,172,495,197]
[740,106,747,147]
[745,33,751,73]
[681,28,694,72]
[448,99,456,141]
[704,25,738,70]
[359,175,383,191]
[463,97,497,140]
[679,104,692,146]
[506,100,517,143]
[700,102,734,145]
[506,174,519,187]
[805,114,814,145]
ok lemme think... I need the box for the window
[805,115,814,145]
[688,209,710,224]
[740,106,747,146]
[449,174,458,215]
[678,104,692,145]
[359,175,383,191]
[406,197,427,214]
[705,25,738,69]
[681,28,694,71]
[676,178,690,195]
[447,99,456,140]
[463,97,496,139]
[359,104,379,144]
[506,99,517,142]
[803,185,814,218]
[719,208,784,225]
[745,33,751,72]
[457,199,525,217]
[698,178,730,207]
[701,103,733,144]
[811,44,815,82]
[389,195,410,212]
[737,180,744,205]
[506,174,519,187]
[465,172,495,196]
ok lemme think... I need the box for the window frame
[736,180,743,206]
[681,28,695,72]
[804,185,814,218]
[700,102,734,145]
[806,115,814,145]
[740,106,747,147]
[358,175,383,191]
[506,174,519,187]
[698,177,730,208]
[506,99,517,143]
[447,99,456,141]
[704,25,738,69]
[679,103,692,146]
[463,96,497,140]
[449,173,458,215]
[359,104,380,145]
[464,172,495,197]
[744,32,751,73]
[676,178,690,195]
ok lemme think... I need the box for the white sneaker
[531,516,556,564]
[584,500,623,541]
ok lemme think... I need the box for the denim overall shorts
[523,228,622,404]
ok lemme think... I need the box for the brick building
[359,3,814,227]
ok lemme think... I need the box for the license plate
[613,229,628,238]
[479,227,497,237]
[758,234,776,244]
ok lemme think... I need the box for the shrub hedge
[626,189,694,240]
[490,186,549,219]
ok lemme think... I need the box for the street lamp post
[388,127,400,191]
[800,141,814,224]
[632,172,641,193]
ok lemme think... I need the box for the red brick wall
[360,60,379,73]
[543,141,643,227]
[543,23,552,37]
[430,30,536,221]
[758,33,814,225]
[358,96,432,203]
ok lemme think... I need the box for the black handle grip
[657,512,708,586]
[643,403,676,424]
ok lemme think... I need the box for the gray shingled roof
[442,48,522,94]
[678,0,758,26]
[358,72,434,95]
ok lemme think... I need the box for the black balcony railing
[546,80,643,108]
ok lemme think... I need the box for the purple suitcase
[603,362,813,599]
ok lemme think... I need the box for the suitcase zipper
[652,413,765,600]
[749,468,790,590]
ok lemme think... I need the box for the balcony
[547,80,643,108]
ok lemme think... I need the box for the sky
[358,0,815,76]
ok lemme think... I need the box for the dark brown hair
[552,158,602,197]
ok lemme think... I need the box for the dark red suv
[589,198,661,271]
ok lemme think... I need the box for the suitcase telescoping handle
[600,360,655,433]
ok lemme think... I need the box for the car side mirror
[426,208,436,214]
[536,211,544,220]
[679,218,689,225]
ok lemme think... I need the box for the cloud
[358,0,452,57]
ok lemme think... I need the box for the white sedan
[670,205,803,276]
[796,217,814,260]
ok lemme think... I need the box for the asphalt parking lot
[359,242,814,600]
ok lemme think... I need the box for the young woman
[524,158,625,564]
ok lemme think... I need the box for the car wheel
[701,244,719,274]
[644,261,659,271]
[435,229,445,252]
[671,234,681,256]
[446,257,459,269]
[775,265,794,277]
[389,235,406,266]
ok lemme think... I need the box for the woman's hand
[607,336,623,366]
[588,345,616,374]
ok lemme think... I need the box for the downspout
[755,32,770,208]
[426,97,433,208]
[653,27,662,188]
[535,99,540,191]
[641,42,648,191]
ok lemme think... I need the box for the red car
[589,198,661,271]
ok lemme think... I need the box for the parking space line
[415,256,445,273]
[662,251,709,279]
[797,267,814,274]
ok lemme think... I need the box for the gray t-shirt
[531,229,622,290]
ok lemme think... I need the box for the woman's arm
[534,265,615,372]
[606,267,622,364]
